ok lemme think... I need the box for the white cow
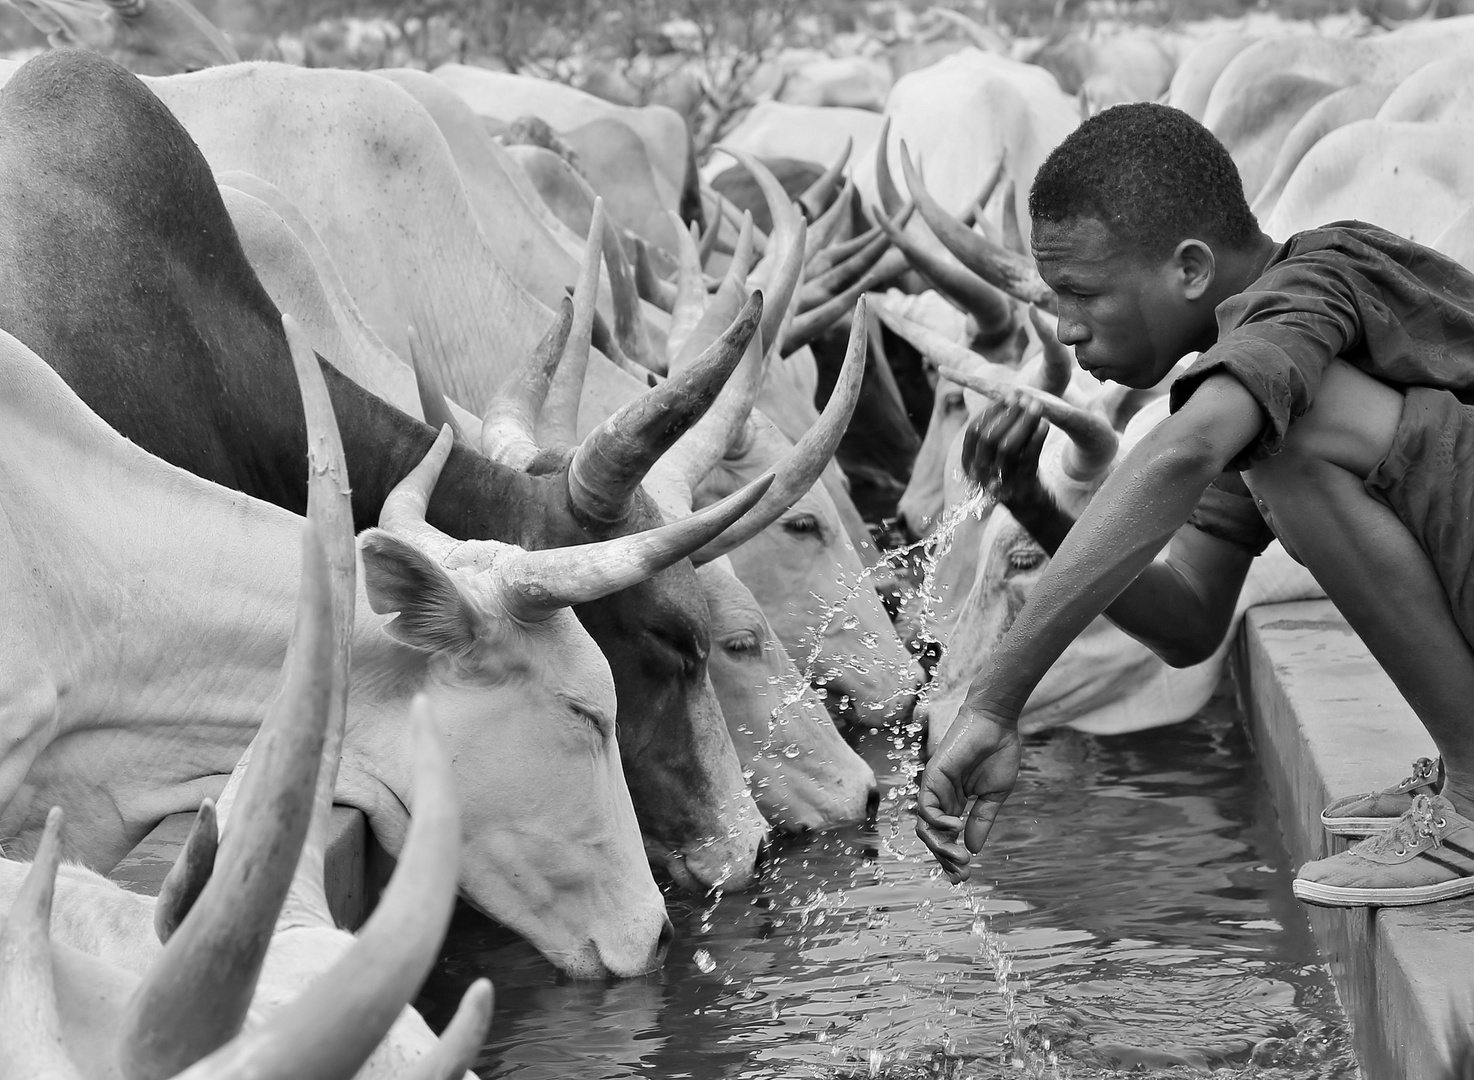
[0,314,772,978]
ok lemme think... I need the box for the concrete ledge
[109,805,369,931]
[1236,600,1474,1080]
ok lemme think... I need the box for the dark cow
[0,49,769,892]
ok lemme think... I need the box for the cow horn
[154,801,218,946]
[798,137,851,222]
[541,198,605,448]
[698,194,722,268]
[673,211,754,368]
[807,218,884,279]
[633,238,676,314]
[407,325,460,435]
[500,473,775,620]
[601,214,655,370]
[798,202,910,314]
[120,525,334,1080]
[873,117,906,220]
[693,300,869,562]
[172,695,463,1080]
[667,214,708,365]
[664,298,769,490]
[941,365,1118,480]
[873,297,1017,376]
[781,246,907,357]
[804,179,856,263]
[900,142,1056,311]
[724,149,806,355]
[1026,305,1074,397]
[401,979,495,1080]
[569,293,763,526]
[481,298,574,469]
[378,426,459,556]
[0,806,79,1080]
[866,199,1016,338]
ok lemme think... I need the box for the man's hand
[915,704,1024,883]
[960,394,1049,509]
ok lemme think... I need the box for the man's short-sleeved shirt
[1170,221,1474,472]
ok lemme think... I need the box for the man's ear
[1172,238,1216,301]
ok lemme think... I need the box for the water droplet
[782,743,800,759]
[693,949,716,973]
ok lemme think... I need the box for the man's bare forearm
[1006,488,1245,667]
[964,422,1238,720]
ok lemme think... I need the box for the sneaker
[1294,794,1474,907]
[1319,756,1443,837]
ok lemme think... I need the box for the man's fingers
[916,819,973,880]
[963,795,1008,854]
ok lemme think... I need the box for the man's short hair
[1029,102,1260,259]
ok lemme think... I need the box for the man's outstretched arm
[917,372,1266,881]
[965,396,1256,667]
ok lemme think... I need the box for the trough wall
[1235,600,1474,1080]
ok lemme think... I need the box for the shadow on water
[416,682,1359,1079]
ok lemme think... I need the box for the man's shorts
[1365,386,1474,646]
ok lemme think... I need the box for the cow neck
[0,348,403,867]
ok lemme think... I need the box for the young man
[915,101,1474,907]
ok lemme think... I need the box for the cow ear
[360,529,483,655]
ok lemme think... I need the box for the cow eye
[722,631,762,657]
[1008,546,1045,571]
[782,513,822,537]
[943,391,967,414]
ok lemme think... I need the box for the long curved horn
[634,238,676,314]
[569,293,763,525]
[407,326,458,434]
[377,425,458,557]
[0,806,80,1080]
[699,192,725,268]
[154,801,218,946]
[481,298,574,469]
[171,695,462,1080]
[900,142,1056,311]
[873,117,905,220]
[541,198,605,448]
[664,302,769,491]
[798,203,911,313]
[673,212,755,369]
[402,980,495,1080]
[601,214,655,370]
[497,473,775,620]
[866,199,1016,339]
[1026,305,1073,397]
[693,299,869,563]
[807,218,883,279]
[804,179,856,263]
[781,247,907,357]
[667,215,708,365]
[798,137,851,222]
[873,297,1018,376]
[726,151,805,354]
[120,525,335,1080]
[941,365,1118,480]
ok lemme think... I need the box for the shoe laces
[1402,757,1437,786]
[1362,794,1447,857]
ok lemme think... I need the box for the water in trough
[415,494,1361,1079]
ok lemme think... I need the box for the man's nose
[1055,316,1088,347]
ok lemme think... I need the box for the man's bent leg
[1245,451,1474,818]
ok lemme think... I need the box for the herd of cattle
[0,0,1472,1073]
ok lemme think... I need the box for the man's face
[1031,215,1201,389]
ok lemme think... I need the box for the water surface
[417,684,1358,1079]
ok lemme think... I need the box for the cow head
[7,0,239,75]
[345,423,773,970]
[698,560,877,834]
